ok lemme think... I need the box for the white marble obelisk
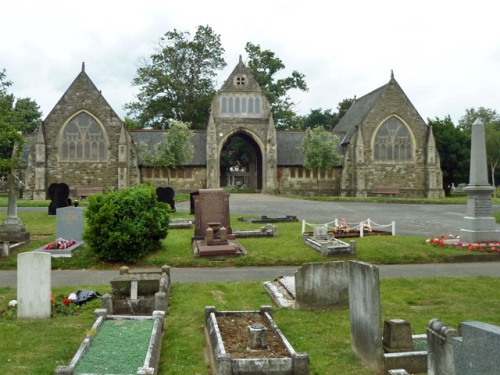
[460,119,500,243]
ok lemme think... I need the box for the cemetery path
[1,262,500,287]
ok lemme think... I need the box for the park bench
[74,187,104,200]
[371,186,400,196]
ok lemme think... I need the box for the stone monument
[460,119,500,243]
[0,174,30,244]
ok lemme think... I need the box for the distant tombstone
[156,187,176,212]
[48,183,70,215]
[190,191,199,214]
[56,206,84,241]
[17,252,51,319]
[193,189,231,237]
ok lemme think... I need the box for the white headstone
[17,252,51,319]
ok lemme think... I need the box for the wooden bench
[74,187,104,200]
[371,186,400,196]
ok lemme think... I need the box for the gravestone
[460,119,500,243]
[17,252,51,319]
[193,189,231,237]
[453,320,500,375]
[189,191,199,214]
[348,261,384,374]
[427,318,457,375]
[156,186,176,212]
[295,261,349,310]
[56,206,84,241]
[48,183,70,215]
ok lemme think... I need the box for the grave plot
[101,266,170,315]
[204,306,310,375]
[238,215,298,223]
[55,309,165,375]
[302,217,395,239]
[33,206,85,257]
[301,224,354,256]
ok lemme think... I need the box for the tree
[0,69,25,175]
[126,25,226,129]
[12,97,42,134]
[300,98,355,130]
[137,120,194,183]
[457,107,500,134]
[245,42,308,130]
[300,126,341,189]
[428,116,470,196]
[485,124,500,197]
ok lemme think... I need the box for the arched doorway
[220,132,262,191]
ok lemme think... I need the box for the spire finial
[239,55,243,63]
[390,69,394,79]
[82,62,85,72]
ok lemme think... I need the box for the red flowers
[426,236,499,253]
[44,238,77,250]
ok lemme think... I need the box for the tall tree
[13,97,43,134]
[300,126,341,189]
[137,120,194,184]
[485,124,500,197]
[126,25,226,130]
[457,107,500,133]
[245,42,308,130]
[0,69,27,174]
[428,116,470,196]
[300,98,355,130]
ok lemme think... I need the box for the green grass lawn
[1,277,500,374]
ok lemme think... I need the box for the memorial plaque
[194,189,231,237]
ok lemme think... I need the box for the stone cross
[3,174,22,226]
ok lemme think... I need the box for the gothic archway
[219,132,262,191]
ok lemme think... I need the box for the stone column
[460,119,500,243]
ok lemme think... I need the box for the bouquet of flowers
[335,218,350,234]
[43,237,77,250]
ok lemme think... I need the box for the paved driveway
[177,194,500,238]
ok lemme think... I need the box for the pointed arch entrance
[219,131,263,191]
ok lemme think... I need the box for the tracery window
[373,117,413,162]
[60,112,108,161]
[220,95,261,115]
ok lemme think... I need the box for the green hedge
[83,184,170,263]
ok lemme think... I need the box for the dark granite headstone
[190,191,199,214]
[194,189,231,237]
[156,187,176,212]
[48,183,70,215]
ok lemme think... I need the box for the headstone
[48,183,70,215]
[194,189,231,237]
[460,119,500,243]
[17,252,51,319]
[348,261,384,373]
[56,206,85,241]
[156,186,176,212]
[294,261,349,310]
[189,191,199,214]
[453,320,500,375]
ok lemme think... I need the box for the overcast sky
[1,0,498,125]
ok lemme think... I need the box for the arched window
[60,112,108,161]
[221,97,227,113]
[255,98,261,114]
[373,117,413,161]
[248,98,254,113]
[235,97,240,113]
[228,97,234,113]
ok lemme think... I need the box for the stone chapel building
[21,61,443,199]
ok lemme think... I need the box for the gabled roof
[334,82,387,144]
[219,56,263,93]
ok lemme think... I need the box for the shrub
[83,184,170,263]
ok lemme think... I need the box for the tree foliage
[126,25,226,129]
[428,116,470,196]
[300,126,341,189]
[0,69,41,174]
[485,123,500,196]
[137,120,194,183]
[245,42,308,130]
[300,98,354,130]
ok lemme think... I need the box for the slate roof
[276,131,306,165]
[334,82,387,144]
[129,129,207,166]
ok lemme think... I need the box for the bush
[83,184,170,263]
